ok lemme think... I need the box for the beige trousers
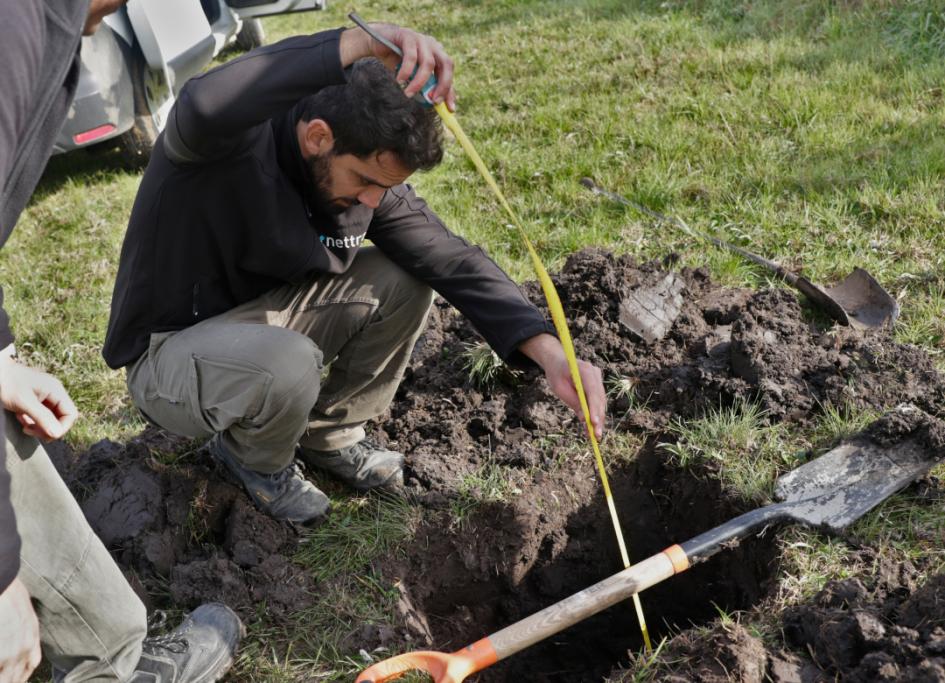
[7,411,147,681]
[126,247,434,473]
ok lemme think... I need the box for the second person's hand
[0,353,78,441]
[0,578,41,683]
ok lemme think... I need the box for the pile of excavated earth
[51,248,945,681]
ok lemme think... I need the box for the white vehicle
[55,0,325,166]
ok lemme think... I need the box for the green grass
[773,526,858,607]
[296,493,418,583]
[1,148,146,444]
[660,399,796,501]
[849,492,945,569]
[10,0,945,443]
[449,455,526,527]
[459,340,522,390]
[807,400,880,448]
[8,0,945,680]
[233,494,419,681]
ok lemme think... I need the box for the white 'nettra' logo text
[320,232,367,249]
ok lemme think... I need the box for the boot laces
[271,461,305,490]
[147,610,169,632]
[145,632,189,655]
[144,610,190,655]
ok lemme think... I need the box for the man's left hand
[519,333,606,440]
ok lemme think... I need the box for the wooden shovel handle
[484,546,689,662]
[356,547,689,682]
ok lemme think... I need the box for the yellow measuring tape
[434,102,653,652]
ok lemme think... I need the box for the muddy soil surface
[50,431,318,621]
[653,548,945,683]
[58,248,945,681]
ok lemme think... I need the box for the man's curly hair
[298,57,443,171]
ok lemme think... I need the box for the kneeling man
[103,20,605,525]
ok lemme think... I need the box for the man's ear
[298,119,335,157]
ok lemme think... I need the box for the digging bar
[356,406,936,683]
[580,178,899,331]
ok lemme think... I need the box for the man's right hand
[340,22,456,111]
[0,354,78,442]
[0,578,41,683]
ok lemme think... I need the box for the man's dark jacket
[0,0,88,592]
[104,27,554,371]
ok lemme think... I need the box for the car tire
[118,117,157,169]
[118,52,171,169]
[235,18,265,51]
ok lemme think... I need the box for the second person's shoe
[209,436,330,525]
[298,439,404,492]
[130,603,244,682]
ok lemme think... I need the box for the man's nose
[357,187,385,209]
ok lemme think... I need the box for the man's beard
[307,152,350,215]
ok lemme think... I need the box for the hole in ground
[387,444,780,682]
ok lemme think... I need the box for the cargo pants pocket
[129,332,272,439]
[189,354,273,433]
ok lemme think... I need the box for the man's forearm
[518,333,564,371]
[339,25,374,68]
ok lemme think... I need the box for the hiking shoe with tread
[130,602,244,683]
[209,436,330,524]
[298,439,404,492]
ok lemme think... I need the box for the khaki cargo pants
[126,247,434,474]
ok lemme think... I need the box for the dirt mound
[867,403,945,452]
[54,431,316,622]
[376,248,945,680]
[57,247,945,681]
[393,250,945,490]
[783,555,945,682]
[657,623,784,683]
[653,551,945,682]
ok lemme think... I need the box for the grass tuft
[808,400,878,448]
[460,341,522,390]
[296,494,419,583]
[660,399,794,501]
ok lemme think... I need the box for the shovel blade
[775,434,934,531]
[825,267,900,330]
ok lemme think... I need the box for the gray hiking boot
[131,603,244,683]
[209,437,330,524]
[298,440,404,492]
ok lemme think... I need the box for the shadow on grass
[33,143,137,202]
